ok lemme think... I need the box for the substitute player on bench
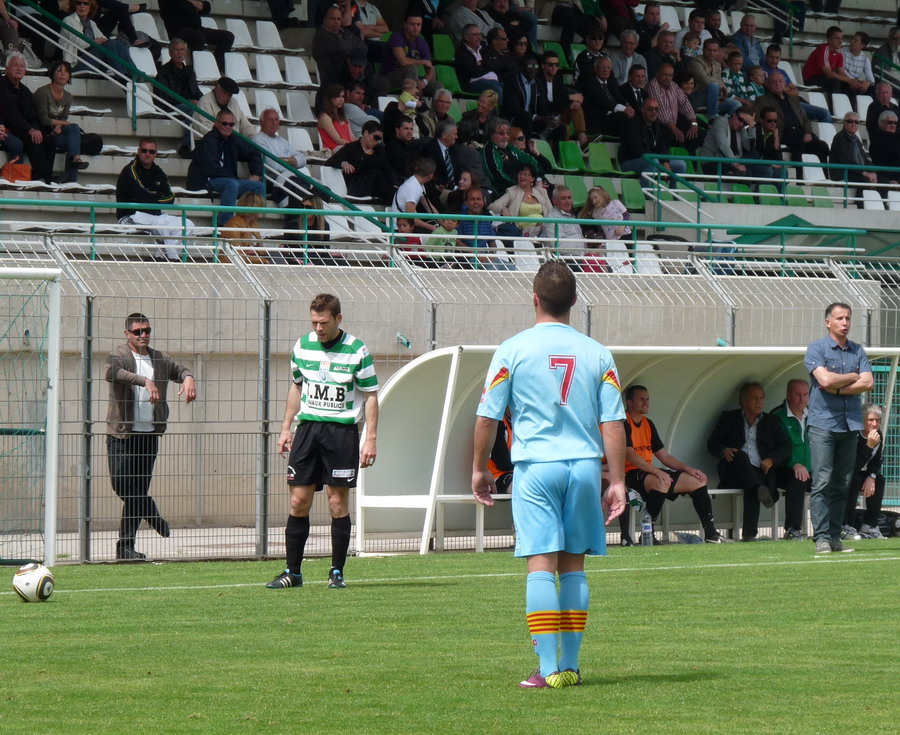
[266,293,379,590]
[472,261,626,689]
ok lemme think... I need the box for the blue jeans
[49,124,83,181]
[692,85,741,119]
[208,177,266,226]
[801,102,830,123]
[76,37,133,77]
[809,426,857,542]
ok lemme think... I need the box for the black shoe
[178,145,192,159]
[328,567,347,588]
[149,516,171,538]
[129,3,147,14]
[705,532,734,543]
[620,536,635,547]
[116,544,147,560]
[756,484,774,508]
[71,159,89,170]
[276,17,301,30]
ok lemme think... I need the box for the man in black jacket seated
[324,120,398,204]
[155,38,202,159]
[186,110,265,226]
[0,53,52,182]
[116,138,195,261]
[708,381,792,541]
[158,0,234,73]
[616,97,686,179]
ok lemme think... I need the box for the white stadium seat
[225,18,256,50]
[284,56,315,89]
[286,92,316,124]
[224,52,253,84]
[256,21,287,52]
[191,50,220,83]
[863,190,885,210]
[254,89,285,121]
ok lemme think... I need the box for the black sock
[646,492,666,522]
[618,503,632,539]
[689,486,717,536]
[331,515,352,572]
[285,515,309,575]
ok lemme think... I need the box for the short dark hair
[624,384,648,402]
[414,157,437,177]
[728,50,743,61]
[688,8,705,21]
[138,137,157,149]
[826,25,843,38]
[825,301,852,318]
[361,120,382,135]
[47,59,72,80]
[216,109,235,121]
[628,64,646,76]
[786,378,808,393]
[541,50,559,63]
[703,38,719,49]
[395,115,415,130]
[125,312,149,330]
[853,31,870,46]
[739,381,764,400]
[487,27,505,44]
[310,293,341,317]
[766,43,782,54]
[533,261,576,318]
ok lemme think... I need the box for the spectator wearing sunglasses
[324,119,398,204]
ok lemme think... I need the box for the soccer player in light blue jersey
[472,260,627,689]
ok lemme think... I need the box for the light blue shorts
[511,458,606,558]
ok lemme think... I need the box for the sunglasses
[515,136,525,141]
[219,121,235,127]
[129,327,151,336]
[139,147,157,154]
[544,62,560,67]
[75,1,91,5]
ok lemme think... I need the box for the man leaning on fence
[106,313,196,560]
[116,138,195,262]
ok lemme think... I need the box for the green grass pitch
[2,541,899,735]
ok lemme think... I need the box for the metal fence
[2,229,900,562]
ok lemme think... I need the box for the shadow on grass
[587,669,719,687]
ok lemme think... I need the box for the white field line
[4,553,900,596]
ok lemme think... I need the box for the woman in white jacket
[61,0,133,77]
[488,162,552,238]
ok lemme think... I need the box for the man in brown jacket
[105,312,196,560]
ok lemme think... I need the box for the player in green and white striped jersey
[266,294,379,591]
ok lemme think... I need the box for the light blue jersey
[477,322,625,464]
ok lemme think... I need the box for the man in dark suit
[619,64,648,112]
[504,52,569,141]
[865,82,900,139]
[582,55,635,137]
[420,119,462,205]
[708,381,792,541]
[455,23,503,96]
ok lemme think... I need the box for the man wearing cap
[193,76,256,139]
[328,46,390,113]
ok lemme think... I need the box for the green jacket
[770,402,811,470]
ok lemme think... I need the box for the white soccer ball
[12,563,54,603]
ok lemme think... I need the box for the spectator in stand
[603,0,638,40]
[620,64,648,112]
[869,110,900,186]
[481,117,542,194]
[705,9,728,47]
[688,39,742,119]
[866,82,900,139]
[842,32,875,105]
[648,62,699,151]
[509,33,540,69]
[540,185,585,264]
[754,106,785,174]
[829,112,876,200]
[842,404,889,540]
[418,87,455,139]
[116,138,194,261]
[386,115,419,180]
[644,29,679,80]
[722,51,755,109]
[253,108,310,237]
[33,60,90,183]
[187,109,265,226]
[267,0,301,30]
[699,109,773,180]
[382,11,437,92]
[342,0,389,61]
[344,82,380,139]
[674,9,710,52]
[618,96,687,177]
[635,2,666,56]
[421,119,463,204]
[488,162,551,239]
[484,27,519,83]
[448,0,501,42]
[707,381,791,542]
[802,26,854,97]
[94,0,152,49]
[334,47,389,112]
[573,29,608,87]
[731,15,765,71]
[510,125,552,175]
[755,71,829,164]
[390,156,439,232]
[459,89,500,147]
[0,0,20,52]
[61,0,134,77]
[317,84,354,151]
[487,0,535,48]
[156,38,201,159]
[679,31,702,66]
[457,186,511,269]
[324,120,397,204]
[809,0,841,15]
[456,24,504,98]
[551,0,607,64]
[610,30,646,86]
[444,168,481,212]
[158,0,234,73]
[193,76,256,139]
[221,191,268,263]
[313,4,368,90]
[583,55,634,137]
[872,27,900,98]
[0,53,53,183]
[762,44,831,123]
[771,379,812,541]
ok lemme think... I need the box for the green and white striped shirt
[290,331,378,424]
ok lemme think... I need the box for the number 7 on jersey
[549,355,576,404]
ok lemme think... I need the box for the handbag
[1,161,32,183]
[80,132,104,156]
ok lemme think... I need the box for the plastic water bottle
[640,512,654,547]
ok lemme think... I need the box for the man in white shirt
[391,156,439,232]
[253,108,310,238]
[541,186,585,260]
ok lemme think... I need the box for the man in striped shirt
[266,293,379,590]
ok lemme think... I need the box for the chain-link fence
[2,232,900,562]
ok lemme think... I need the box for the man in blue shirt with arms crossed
[472,261,627,689]
[805,302,873,554]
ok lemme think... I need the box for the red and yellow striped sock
[526,571,560,676]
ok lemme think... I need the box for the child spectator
[746,66,767,102]
[426,214,460,267]
[222,191,267,264]
[581,186,632,273]
[681,31,702,63]
[723,51,754,108]
[398,77,423,113]
[395,216,426,265]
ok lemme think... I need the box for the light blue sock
[558,571,589,673]
[525,571,560,677]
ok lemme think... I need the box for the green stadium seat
[730,184,755,205]
[785,185,808,207]
[434,66,479,97]
[811,186,835,208]
[558,140,586,172]
[570,43,586,64]
[448,100,462,120]
[758,184,781,204]
[594,176,618,196]
[541,41,571,70]
[533,138,564,172]
[587,142,623,174]
[432,34,455,64]
[563,175,589,209]
[620,178,646,211]
[703,182,725,203]
[671,146,695,175]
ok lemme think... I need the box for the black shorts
[287,421,359,488]
[625,468,683,500]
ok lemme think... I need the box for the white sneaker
[859,524,886,539]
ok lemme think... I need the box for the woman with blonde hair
[222,191,268,263]
[458,89,499,147]
[580,186,632,273]
[317,84,354,151]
